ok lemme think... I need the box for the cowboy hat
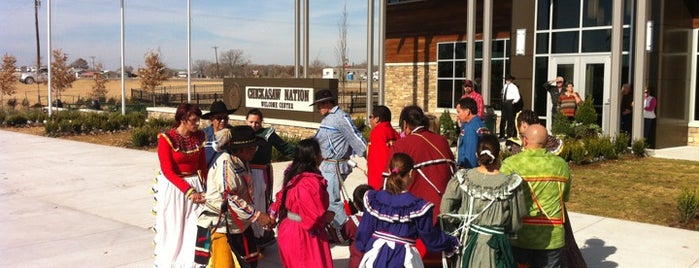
[309,89,336,106]
[202,100,237,119]
[229,125,264,149]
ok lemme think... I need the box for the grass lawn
[567,155,699,230]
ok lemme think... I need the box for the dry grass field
[12,78,222,106]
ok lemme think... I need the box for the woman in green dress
[441,134,527,268]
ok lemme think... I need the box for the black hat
[309,89,335,106]
[202,101,237,119]
[504,74,516,80]
[229,125,264,149]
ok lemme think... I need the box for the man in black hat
[202,100,237,167]
[197,125,273,268]
[499,75,521,139]
[311,89,367,236]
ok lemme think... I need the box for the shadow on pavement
[580,238,618,268]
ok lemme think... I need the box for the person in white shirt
[499,74,521,139]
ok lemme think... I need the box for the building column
[482,0,493,104]
[633,0,649,141]
[466,0,476,80]
[609,0,624,135]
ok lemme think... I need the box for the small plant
[574,95,597,125]
[551,112,573,137]
[677,188,699,224]
[271,134,302,162]
[583,136,602,161]
[614,132,630,154]
[5,114,27,127]
[632,138,647,157]
[21,97,30,109]
[569,139,587,165]
[6,98,18,109]
[599,136,618,160]
[0,109,6,124]
[131,125,159,147]
[439,110,457,145]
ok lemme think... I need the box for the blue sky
[0,0,374,71]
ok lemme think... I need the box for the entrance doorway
[547,56,611,134]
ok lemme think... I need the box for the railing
[130,84,224,107]
[130,84,378,113]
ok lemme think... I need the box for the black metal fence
[130,84,377,113]
[130,84,224,107]
[338,91,380,114]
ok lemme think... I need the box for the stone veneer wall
[383,63,439,123]
[688,127,699,146]
[146,107,319,139]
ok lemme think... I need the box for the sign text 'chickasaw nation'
[245,86,313,112]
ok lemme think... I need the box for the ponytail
[385,153,415,195]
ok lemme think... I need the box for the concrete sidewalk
[1,129,697,267]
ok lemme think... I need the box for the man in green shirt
[501,124,571,268]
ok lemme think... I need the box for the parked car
[19,67,48,84]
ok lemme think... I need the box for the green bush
[271,134,302,162]
[574,95,597,125]
[147,117,175,129]
[5,114,28,127]
[25,109,47,124]
[125,112,147,128]
[615,132,630,154]
[0,110,6,124]
[439,110,457,145]
[44,120,59,136]
[352,116,370,142]
[551,112,573,137]
[677,188,699,224]
[568,140,587,165]
[131,125,160,147]
[584,136,602,160]
[632,138,647,157]
[599,136,618,160]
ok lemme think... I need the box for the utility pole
[212,46,219,78]
[34,0,41,69]
[90,56,96,70]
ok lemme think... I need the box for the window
[436,39,511,109]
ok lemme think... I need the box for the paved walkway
[1,129,698,267]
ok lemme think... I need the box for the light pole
[212,46,219,78]
[120,0,126,115]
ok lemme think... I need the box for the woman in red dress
[152,102,208,267]
[269,138,334,268]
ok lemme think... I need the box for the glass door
[549,56,611,133]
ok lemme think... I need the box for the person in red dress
[269,138,334,268]
[367,105,399,189]
[152,102,208,267]
[386,105,457,266]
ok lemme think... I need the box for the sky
[0,0,375,71]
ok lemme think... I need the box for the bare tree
[50,49,77,102]
[219,49,250,78]
[0,53,18,106]
[137,51,169,106]
[309,58,327,78]
[90,63,108,100]
[70,58,89,70]
[193,59,211,78]
[335,2,349,90]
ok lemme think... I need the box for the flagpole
[120,0,126,115]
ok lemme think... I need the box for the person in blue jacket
[456,97,488,169]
